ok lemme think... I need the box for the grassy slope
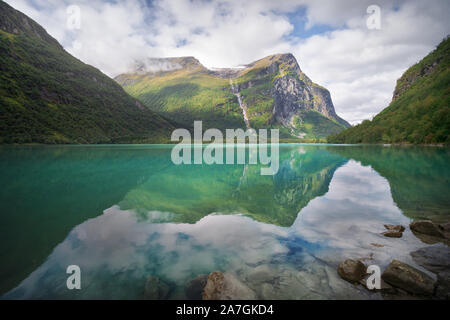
[119,54,348,139]
[328,37,450,144]
[119,67,246,131]
[0,1,175,144]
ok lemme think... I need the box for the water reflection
[328,145,450,222]
[118,145,346,226]
[1,145,448,299]
[2,160,430,300]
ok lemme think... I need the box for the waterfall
[230,79,251,129]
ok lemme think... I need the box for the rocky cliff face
[116,53,350,139]
[236,53,350,129]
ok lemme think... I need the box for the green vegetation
[118,53,349,139]
[0,1,175,144]
[293,110,349,139]
[118,147,346,227]
[328,37,450,144]
[119,68,246,131]
[328,145,450,222]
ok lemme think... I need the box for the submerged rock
[359,277,396,294]
[381,224,405,238]
[371,243,385,247]
[382,230,403,238]
[185,274,208,300]
[381,260,435,296]
[439,222,450,233]
[411,246,450,299]
[435,271,450,300]
[384,224,405,232]
[411,246,450,274]
[410,220,444,238]
[144,275,170,300]
[202,272,256,300]
[337,259,367,284]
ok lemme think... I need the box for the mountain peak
[0,1,61,48]
[246,53,301,72]
[128,56,205,75]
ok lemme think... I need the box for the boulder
[435,271,450,300]
[337,259,367,283]
[359,278,396,293]
[185,274,208,300]
[439,222,450,233]
[384,224,405,232]
[410,220,444,238]
[144,275,170,300]
[381,260,435,296]
[411,246,450,273]
[382,230,403,238]
[202,272,256,300]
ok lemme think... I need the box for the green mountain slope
[116,54,350,139]
[328,37,450,144]
[0,1,175,144]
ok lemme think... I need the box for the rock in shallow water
[410,220,445,238]
[435,271,450,300]
[185,274,208,300]
[382,230,403,238]
[337,259,367,284]
[411,246,450,274]
[202,272,256,300]
[384,224,405,232]
[144,276,170,300]
[381,260,435,296]
[439,222,450,233]
[410,246,450,299]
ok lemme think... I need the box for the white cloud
[5,0,450,124]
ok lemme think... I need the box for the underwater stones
[384,224,405,232]
[381,260,435,296]
[382,230,403,238]
[144,275,170,300]
[358,277,396,294]
[371,243,385,247]
[185,274,208,300]
[202,272,256,300]
[337,259,367,284]
[411,246,450,299]
[411,246,450,274]
[382,224,405,238]
[410,220,445,238]
[245,265,276,285]
[439,222,450,233]
[435,271,450,300]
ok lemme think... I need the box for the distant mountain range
[0,0,350,144]
[328,37,450,145]
[0,1,175,144]
[116,54,350,140]
[3,0,446,145]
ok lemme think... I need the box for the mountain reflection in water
[0,144,448,299]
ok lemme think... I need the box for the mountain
[0,1,175,144]
[115,54,350,139]
[328,37,450,144]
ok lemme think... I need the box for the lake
[0,144,449,299]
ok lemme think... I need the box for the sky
[5,0,450,124]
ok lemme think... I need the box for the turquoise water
[0,144,449,299]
